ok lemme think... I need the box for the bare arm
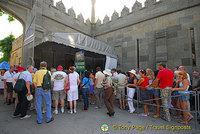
[137,78,145,85]
[127,79,137,87]
[171,79,189,92]
[77,76,80,86]
[26,81,31,96]
[4,79,7,89]
[64,76,68,89]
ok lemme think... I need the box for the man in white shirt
[4,66,16,105]
[94,67,105,108]
[52,66,67,114]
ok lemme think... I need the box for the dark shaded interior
[34,42,106,72]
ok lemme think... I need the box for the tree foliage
[0,34,15,62]
[0,9,15,22]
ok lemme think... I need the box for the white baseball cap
[27,94,33,101]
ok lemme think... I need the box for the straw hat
[129,69,137,76]
[103,69,112,76]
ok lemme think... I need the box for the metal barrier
[115,86,200,132]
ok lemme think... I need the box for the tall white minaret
[91,0,96,23]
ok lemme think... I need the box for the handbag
[65,74,70,92]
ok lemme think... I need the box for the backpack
[42,71,52,90]
[14,74,26,93]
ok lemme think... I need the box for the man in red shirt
[151,63,174,122]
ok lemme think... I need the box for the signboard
[75,50,86,72]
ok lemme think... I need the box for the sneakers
[46,117,54,123]
[20,115,31,120]
[30,106,35,111]
[128,110,135,114]
[73,109,76,113]
[12,114,20,118]
[61,107,64,113]
[42,110,46,114]
[140,113,149,117]
[53,109,58,115]
[68,110,73,114]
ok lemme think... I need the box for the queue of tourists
[1,61,200,125]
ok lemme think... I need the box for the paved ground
[0,95,198,134]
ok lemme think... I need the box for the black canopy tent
[34,33,117,71]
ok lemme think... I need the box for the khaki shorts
[53,90,66,100]
[116,87,125,100]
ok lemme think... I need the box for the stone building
[0,0,200,73]
[9,35,23,66]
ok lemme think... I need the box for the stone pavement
[0,95,198,134]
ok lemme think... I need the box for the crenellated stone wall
[94,0,200,72]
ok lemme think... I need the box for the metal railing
[114,86,200,132]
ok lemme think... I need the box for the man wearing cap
[52,66,67,114]
[12,67,25,108]
[151,63,174,121]
[13,65,34,119]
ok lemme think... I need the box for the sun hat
[129,69,137,76]
[103,69,112,76]
[27,94,33,101]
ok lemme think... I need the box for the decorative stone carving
[145,0,156,7]
[121,6,129,17]
[111,11,119,21]
[103,15,110,24]
[77,13,84,22]
[45,0,54,5]
[86,18,91,25]
[132,1,142,12]
[56,1,66,12]
[96,18,101,25]
[68,7,76,18]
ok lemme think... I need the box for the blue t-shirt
[82,77,91,88]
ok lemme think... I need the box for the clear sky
[0,0,147,40]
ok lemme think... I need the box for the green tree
[0,9,15,22]
[0,34,15,62]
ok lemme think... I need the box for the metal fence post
[136,86,139,114]
[194,91,198,131]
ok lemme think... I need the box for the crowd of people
[1,61,200,125]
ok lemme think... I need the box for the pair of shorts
[153,89,160,97]
[179,94,190,102]
[116,87,125,100]
[147,87,154,95]
[89,85,95,94]
[53,90,66,100]
[6,82,13,93]
[172,91,179,100]
[140,90,149,102]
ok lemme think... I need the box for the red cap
[17,67,26,71]
[57,66,63,70]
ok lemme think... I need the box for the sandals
[187,117,194,122]
[173,116,181,119]
[178,120,188,125]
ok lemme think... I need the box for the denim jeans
[36,88,52,123]
[82,87,89,110]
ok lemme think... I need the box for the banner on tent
[105,56,117,70]
[75,50,86,72]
